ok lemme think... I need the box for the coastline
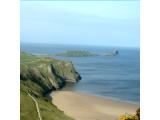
[50,91,139,120]
[61,83,140,105]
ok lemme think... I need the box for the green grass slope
[20,52,81,120]
[20,91,38,120]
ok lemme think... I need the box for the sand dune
[50,91,139,120]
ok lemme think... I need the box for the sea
[21,43,140,104]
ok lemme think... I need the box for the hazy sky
[21,1,140,47]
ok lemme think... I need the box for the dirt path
[27,92,42,120]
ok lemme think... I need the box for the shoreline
[50,91,139,120]
[78,92,139,105]
[61,82,140,105]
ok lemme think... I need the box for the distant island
[55,50,96,57]
[55,49,119,57]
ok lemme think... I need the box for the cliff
[20,52,81,120]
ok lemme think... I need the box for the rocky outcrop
[20,52,81,95]
[20,52,79,120]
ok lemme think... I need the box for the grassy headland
[20,52,81,120]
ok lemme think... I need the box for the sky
[20,1,140,47]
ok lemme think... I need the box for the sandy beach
[50,91,139,120]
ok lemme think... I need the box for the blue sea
[21,43,140,104]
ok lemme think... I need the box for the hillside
[20,52,81,120]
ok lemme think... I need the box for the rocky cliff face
[20,52,81,95]
[20,52,81,120]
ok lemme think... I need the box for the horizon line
[20,42,140,49]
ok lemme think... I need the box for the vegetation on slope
[55,49,119,57]
[55,50,96,57]
[20,52,81,120]
[119,108,140,120]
